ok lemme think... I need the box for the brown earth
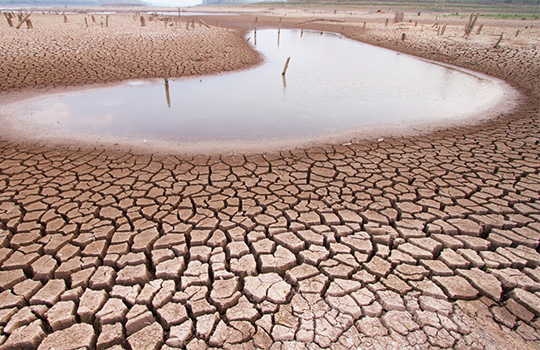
[0,7,539,350]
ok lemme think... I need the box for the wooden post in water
[106,15,109,27]
[278,17,281,34]
[25,18,33,29]
[63,13,67,22]
[515,29,520,37]
[282,57,291,76]
[140,16,146,27]
[401,32,406,41]
[92,15,96,23]
[85,17,88,27]
[178,7,181,24]
[162,56,170,107]
[440,25,446,36]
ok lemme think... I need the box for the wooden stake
[464,13,479,37]
[494,32,503,48]
[178,7,181,23]
[140,16,146,27]
[16,13,31,29]
[476,24,483,34]
[3,12,14,27]
[64,14,67,22]
[164,79,171,108]
[25,18,33,29]
[106,15,109,27]
[200,19,210,28]
[282,57,291,76]
[85,17,88,27]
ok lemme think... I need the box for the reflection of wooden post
[25,18,33,29]
[301,28,303,37]
[282,57,291,76]
[282,74,287,88]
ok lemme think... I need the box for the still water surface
[2,29,514,147]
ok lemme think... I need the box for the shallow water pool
[1,29,516,150]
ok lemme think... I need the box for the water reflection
[2,29,513,145]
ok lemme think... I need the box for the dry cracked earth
[1,11,540,350]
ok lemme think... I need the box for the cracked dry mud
[1,10,540,350]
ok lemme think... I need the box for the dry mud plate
[0,10,540,350]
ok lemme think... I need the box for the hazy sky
[146,0,202,6]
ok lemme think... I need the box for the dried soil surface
[0,7,540,350]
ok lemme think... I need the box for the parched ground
[0,8,540,350]
[0,13,260,92]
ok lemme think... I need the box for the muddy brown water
[0,29,517,151]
